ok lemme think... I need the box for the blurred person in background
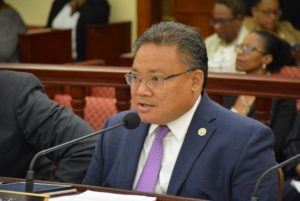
[283,112,300,201]
[47,0,110,61]
[243,0,300,47]
[205,0,248,73]
[224,30,297,163]
[0,0,27,62]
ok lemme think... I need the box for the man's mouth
[137,102,155,112]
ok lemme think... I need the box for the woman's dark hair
[247,0,283,19]
[255,30,292,73]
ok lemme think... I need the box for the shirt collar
[149,95,201,141]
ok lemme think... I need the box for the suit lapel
[167,93,217,195]
[115,123,149,189]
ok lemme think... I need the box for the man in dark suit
[0,70,97,183]
[83,21,278,200]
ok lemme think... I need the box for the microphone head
[123,112,141,129]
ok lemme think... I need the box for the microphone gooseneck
[251,153,300,201]
[25,112,140,192]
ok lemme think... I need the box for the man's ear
[191,70,204,92]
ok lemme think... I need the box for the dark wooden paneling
[19,29,72,64]
[171,0,214,37]
[85,22,131,66]
[137,0,214,38]
[120,53,134,67]
[1,63,299,124]
[137,0,162,36]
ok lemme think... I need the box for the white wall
[5,0,53,26]
[108,0,137,43]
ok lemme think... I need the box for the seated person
[205,0,248,73]
[283,112,300,201]
[243,0,300,45]
[244,0,300,30]
[224,30,297,162]
[0,0,27,62]
[46,0,110,61]
[0,70,97,183]
[83,21,278,201]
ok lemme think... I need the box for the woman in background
[224,30,297,163]
[243,0,300,45]
[243,0,300,66]
[47,0,110,61]
[0,0,27,62]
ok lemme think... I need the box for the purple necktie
[135,125,169,192]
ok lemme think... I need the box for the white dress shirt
[51,3,80,59]
[205,26,249,73]
[133,95,201,194]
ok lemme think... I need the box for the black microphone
[251,153,300,201]
[25,112,140,192]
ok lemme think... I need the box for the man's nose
[135,79,152,96]
[213,23,222,31]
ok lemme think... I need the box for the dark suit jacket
[46,0,110,60]
[0,70,97,183]
[283,112,300,201]
[223,96,297,162]
[83,93,278,201]
[284,112,300,178]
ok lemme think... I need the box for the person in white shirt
[205,0,248,73]
[46,0,110,61]
[0,0,27,62]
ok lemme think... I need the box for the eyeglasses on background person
[256,8,282,18]
[125,68,196,89]
[209,18,235,27]
[235,44,266,55]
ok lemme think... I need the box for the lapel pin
[198,128,207,136]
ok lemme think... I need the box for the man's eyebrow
[131,68,167,74]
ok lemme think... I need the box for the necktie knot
[155,125,169,140]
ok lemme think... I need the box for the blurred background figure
[291,44,300,66]
[0,0,27,62]
[243,0,300,65]
[224,30,297,163]
[46,0,110,61]
[243,0,300,30]
[283,112,300,201]
[205,0,248,73]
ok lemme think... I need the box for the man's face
[252,0,281,31]
[211,3,242,43]
[130,44,203,125]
